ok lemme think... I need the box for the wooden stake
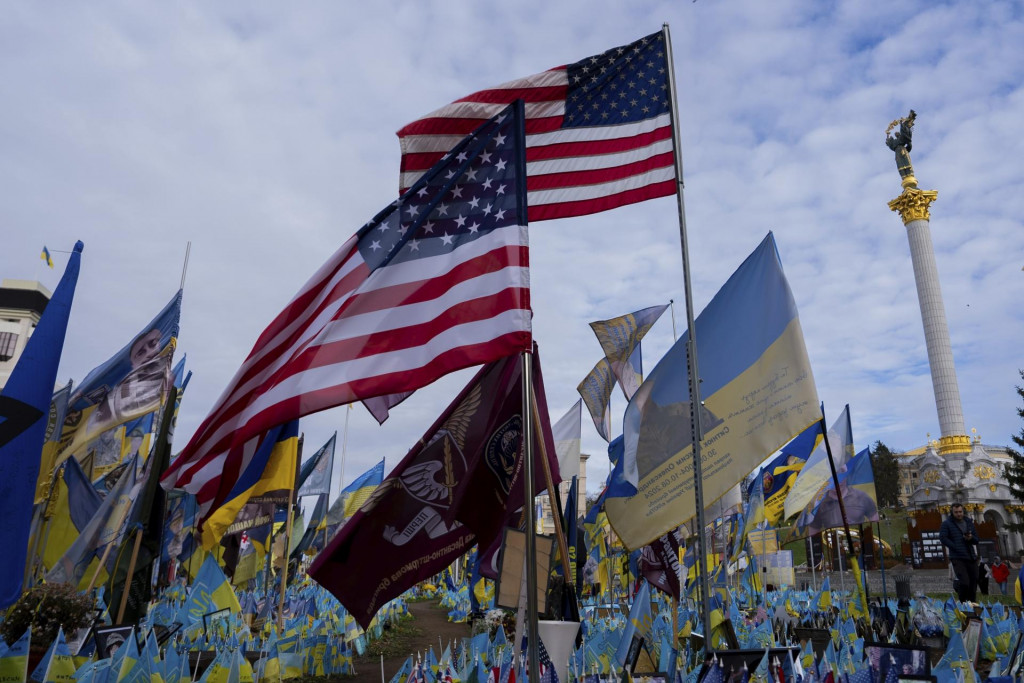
[117,527,144,623]
[85,540,118,593]
[529,390,574,584]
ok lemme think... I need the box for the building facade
[0,279,52,390]
[537,453,589,535]
[897,436,1021,557]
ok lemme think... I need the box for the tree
[1003,370,1024,533]
[869,440,901,509]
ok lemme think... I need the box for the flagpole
[662,22,712,643]
[179,241,191,290]
[668,299,677,341]
[530,390,575,586]
[116,525,145,623]
[521,351,541,683]
[809,533,817,591]
[818,415,870,616]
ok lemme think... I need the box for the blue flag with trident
[0,241,83,608]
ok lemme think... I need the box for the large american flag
[398,31,675,222]
[162,104,531,520]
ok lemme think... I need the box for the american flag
[162,103,531,520]
[398,31,675,222]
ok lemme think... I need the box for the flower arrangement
[472,608,515,636]
[1,582,95,646]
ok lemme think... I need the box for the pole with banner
[662,22,712,641]
[521,351,540,683]
[818,416,871,618]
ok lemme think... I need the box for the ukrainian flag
[178,553,241,624]
[755,421,819,525]
[324,458,385,535]
[41,627,76,683]
[1016,563,1024,604]
[41,246,54,268]
[201,420,299,550]
[783,405,854,521]
[0,628,31,682]
[40,457,101,573]
[607,233,821,548]
[340,458,385,519]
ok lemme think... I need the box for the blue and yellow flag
[324,457,385,538]
[783,405,854,521]
[589,303,669,401]
[0,242,82,608]
[177,553,241,625]
[38,627,76,683]
[41,246,54,268]
[45,453,140,589]
[797,447,879,538]
[41,456,102,573]
[201,420,299,550]
[56,289,182,461]
[615,580,653,668]
[0,629,31,682]
[34,380,73,503]
[752,420,820,526]
[577,357,615,442]
[606,233,821,548]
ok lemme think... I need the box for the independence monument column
[886,110,970,455]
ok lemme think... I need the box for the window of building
[0,331,18,362]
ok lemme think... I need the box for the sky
[3,1,1023,500]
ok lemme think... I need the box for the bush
[1,582,94,646]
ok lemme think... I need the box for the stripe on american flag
[398,31,676,222]
[163,105,532,521]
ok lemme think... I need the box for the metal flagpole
[179,241,192,290]
[521,351,541,683]
[662,22,713,642]
[668,299,677,341]
[818,415,870,616]
[877,521,889,605]
[809,534,817,591]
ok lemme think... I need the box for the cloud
[2,1,1021,500]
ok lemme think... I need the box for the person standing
[990,556,1011,595]
[939,503,980,602]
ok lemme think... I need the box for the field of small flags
[2,538,1024,683]
[426,574,1024,683]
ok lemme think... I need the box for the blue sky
[2,1,1022,498]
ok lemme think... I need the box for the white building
[0,279,52,390]
[537,453,589,535]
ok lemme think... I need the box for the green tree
[869,440,901,508]
[1003,370,1024,533]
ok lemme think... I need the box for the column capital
[938,434,971,456]
[888,187,939,224]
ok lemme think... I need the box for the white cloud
[2,1,1022,501]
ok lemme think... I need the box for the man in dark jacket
[939,503,980,602]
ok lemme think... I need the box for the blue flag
[0,241,83,608]
[606,233,820,548]
[615,580,653,668]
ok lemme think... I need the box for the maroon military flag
[637,527,686,600]
[309,346,559,627]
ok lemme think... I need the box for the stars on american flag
[563,33,669,128]
[358,109,521,270]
